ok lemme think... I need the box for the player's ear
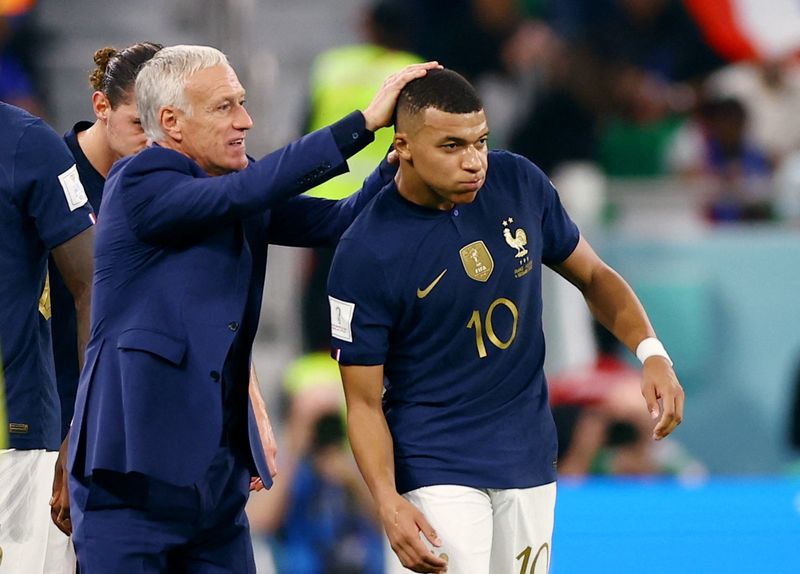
[394,133,412,161]
[92,92,110,122]
[160,106,182,142]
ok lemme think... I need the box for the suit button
[210,370,220,382]
[228,321,239,332]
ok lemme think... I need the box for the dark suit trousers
[70,446,254,573]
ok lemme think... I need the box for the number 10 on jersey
[466,297,519,358]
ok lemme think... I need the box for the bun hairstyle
[88,41,163,108]
[89,47,118,92]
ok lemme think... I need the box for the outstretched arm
[551,236,684,440]
[122,62,439,245]
[341,364,447,574]
[267,155,397,247]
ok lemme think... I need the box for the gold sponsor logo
[459,241,493,282]
[416,269,447,299]
[9,423,29,434]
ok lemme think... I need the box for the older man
[66,45,436,572]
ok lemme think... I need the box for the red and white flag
[686,0,800,61]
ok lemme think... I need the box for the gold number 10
[466,297,519,358]
[516,544,550,574]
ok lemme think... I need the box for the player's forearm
[51,227,94,370]
[581,264,655,354]
[346,402,399,508]
[74,290,91,371]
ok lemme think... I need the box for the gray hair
[136,45,229,143]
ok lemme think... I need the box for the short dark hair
[395,68,482,123]
[89,42,163,108]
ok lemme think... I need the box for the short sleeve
[327,237,394,366]
[15,120,94,248]
[534,166,580,265]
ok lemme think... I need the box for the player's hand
[249,477,265,492]
[362,62,442,132]
[641,356,684,440]
[50,436,71,536]
[380,494,448,573]
[249,365,278,478]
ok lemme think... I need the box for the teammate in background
[65,45,438,572]
[327,69,684,573]
[0,101,94,573]
[52,41,162,441]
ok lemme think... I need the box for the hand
[362,62,442,132]
[380,494,448,573]
[250,477,265,492]
[50,437,71,536]
[249,365,278,478]
[261,416,278,479]
[640,357,684,440]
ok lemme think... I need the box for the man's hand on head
[362,62,442,132]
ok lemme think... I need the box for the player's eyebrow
[439,130,490,144]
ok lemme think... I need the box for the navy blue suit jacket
[68,113,386,487]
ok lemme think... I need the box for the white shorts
[0,449,76,574]
[386,482,556,574]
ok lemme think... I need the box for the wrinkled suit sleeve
[119,111,372,244]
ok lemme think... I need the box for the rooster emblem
[502,217,528,258]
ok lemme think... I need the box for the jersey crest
[503,217,533,279]
[459,241,493,282]
[502,217,528,258]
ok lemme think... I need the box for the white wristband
[636,337,673,366]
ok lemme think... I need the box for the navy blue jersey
[49,121,105,439]
[0,103,95,450]
[328,151,579,493]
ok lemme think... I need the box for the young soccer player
[328,69,684,573]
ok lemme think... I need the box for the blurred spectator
[273,412,382,574]
[665,96,773,222]
[706,57,800,167]
[395,0,520,81]
[247,356,382,574]
[551,323,705,477]
[0,1,45,115]
[511,0,726,177]
[300,0,420,352]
